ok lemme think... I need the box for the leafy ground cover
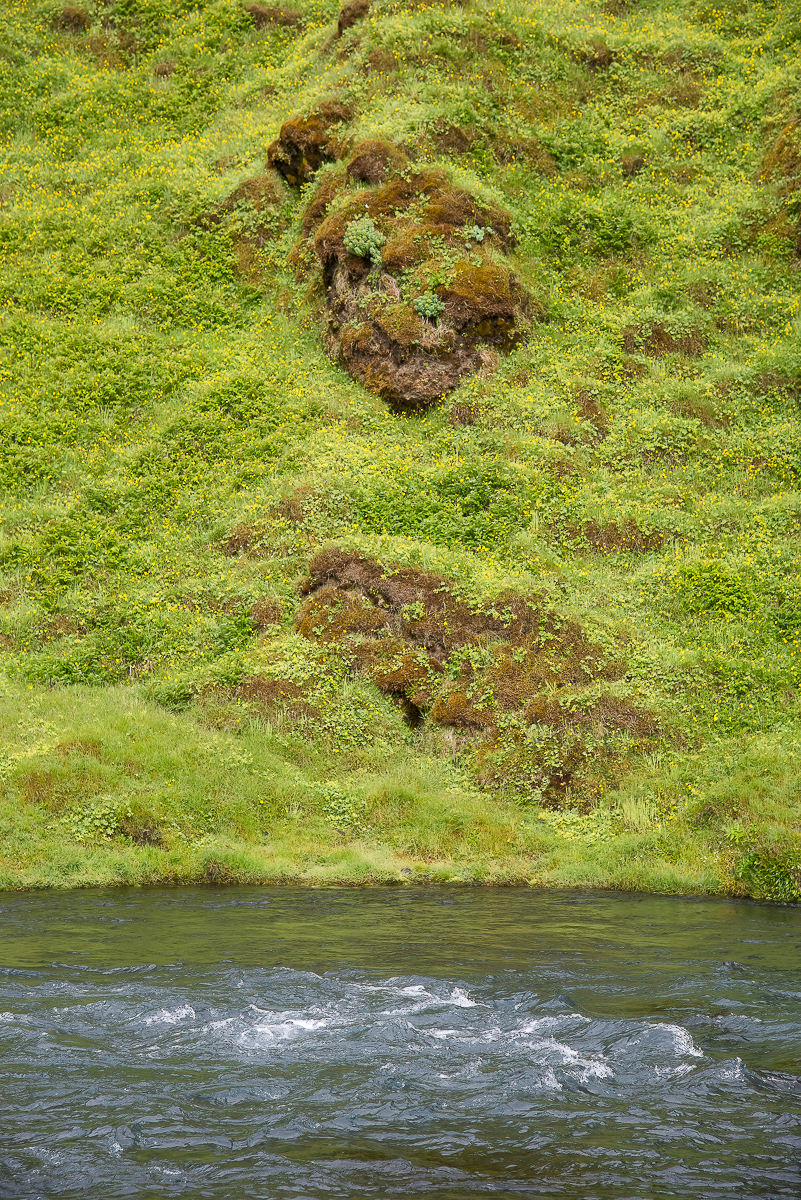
[1,0,800,897]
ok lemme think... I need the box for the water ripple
[0,887,799,1199]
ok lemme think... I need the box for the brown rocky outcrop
[296,141,533,410]
[294,549,652,801]
[266,100,354,187]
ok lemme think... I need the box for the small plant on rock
[343,215,385,266]
[413,292,446,321]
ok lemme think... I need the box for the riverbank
[1,678,794,898]
[1,0,800,900]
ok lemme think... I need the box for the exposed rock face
[266,100,353,187]
[298,147,533,411]
[294,549,652,802]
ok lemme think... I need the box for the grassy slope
[0,0,800,897]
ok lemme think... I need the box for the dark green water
[0,887,799,1199]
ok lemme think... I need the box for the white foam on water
[535,1036,613,1080]
[537,1067,563,1091]
[449,987,478,1008]
[655,1062,694,1079]
[143,1004,195,1026]
[648,1022,704,1058]
[515,1014,589,1035]
[360,982,480,1011]
[715,1056,747,1081]
[416,1017,613,1083]
[238,1015,332,1047]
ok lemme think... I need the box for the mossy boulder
[266,100,354,187]
[297,149,532,410]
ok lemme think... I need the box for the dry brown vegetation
[761,118,801,193]
[291,548,649,802]
[761,117,801,253]
[582,520,666,552]
[235,675,319,720]
[622,322,707,357]
[244,3,303,27]
[337,0,370,36]
[424,120,557,174]
[56,739,102,758]
[54,6,90,32]
[195,172,289,267]
[21,766,106,812]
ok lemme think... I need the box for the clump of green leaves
[735,849,801,902]
[343,216,385,267]
[674,563,754,615]
[413,292,446,321]
[401,600,426,622]
[314,783,366,832]
[63,799,132,843]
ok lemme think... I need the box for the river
[0,887,799,1198]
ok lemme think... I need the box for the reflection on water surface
[0,888,799,1199]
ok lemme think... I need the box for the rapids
[0,887,799,1198]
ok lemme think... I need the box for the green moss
[372,303,426,346]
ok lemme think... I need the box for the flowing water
[0,887,799,1199]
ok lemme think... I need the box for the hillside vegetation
[1,0,800,897]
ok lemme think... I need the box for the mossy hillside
[0,0,800,897]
